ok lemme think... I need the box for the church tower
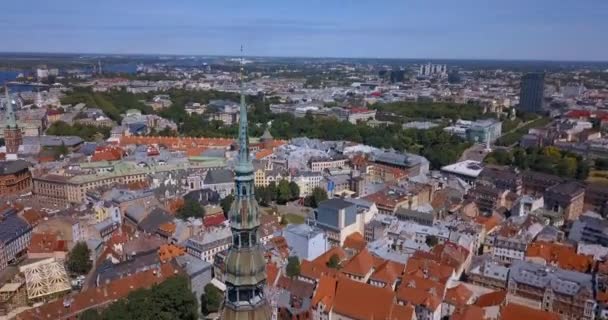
[4,86,22,160]
[222,51,271,320]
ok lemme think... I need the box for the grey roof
[203,169,234,185]
[318,198,355,210]
[0,208,31,245]
[200,148,226,158]
[96,251,160,286]
[0,160,30,175]
[138,207,172,234]
[22,135,84,147]
[284,224,323,238]
[546,181,585,197]
[125,205,147,224]
[343,198,374,209]
[509,260,593,296]
[175,254,212,277]
[371,150,409,166]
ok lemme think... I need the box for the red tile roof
[203,212,226,228]
[91,145,125,162]
[255,148,274,160]
[158,244,185,262]
[451,305,484,320]
[405,255,454,284]
[475,290,507,307]
[526,241,593,272]
[369,260,405,286]
[341,248,375,277]
[299,260,341,282]
[266,263,280,287]
[396,275,444,311]
[311,275,338,312]
[499,303,560,320]
[445,284,473,306]
[343,232,367,252]
[332,278,396,320]
[28,233,68,254]
[312,246,347,267]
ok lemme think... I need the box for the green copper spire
[4,86,17,128]
[222,46,271,319]
[235,47,252,173]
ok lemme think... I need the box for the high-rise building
[222,57,272,319]
[518,72,545,113]
[4,87,22,160]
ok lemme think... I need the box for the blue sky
[2,0,607,60]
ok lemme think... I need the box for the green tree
[201,283,223,315]
[577,160,591,180]
[425,235,439,248]
[67,242,92,275]
[57,141,69,156]
[288,181,300,200]
[326,254,340,269]
[304,187,328,208]
[220,194,234,217]
[286,256,301,278]
[177,198,205,219]
[255,186,272,206]
[267,181,278,202]
[556,156,578,178]
[277,180,292,204]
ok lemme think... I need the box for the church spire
[4,86,16,128]
[222,46,271,320]
[236,46,252,172]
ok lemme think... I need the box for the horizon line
[0,51,607,64]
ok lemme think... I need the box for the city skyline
[2,0,608,61]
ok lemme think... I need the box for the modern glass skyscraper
[518,73,545,114]
[221,58,272,319]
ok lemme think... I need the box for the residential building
[507,260,595,320]
[309,155,348,172]
[477,166,522,194]
[0,160,32,197]
[467,256,510,290]
[313,198,367,246]
[347,108,376,124]
[185,227,232,263]
[543,181,585,221]
[292,171,323,197]
[569,215,608,246]
[0,207,32,272]
[283,224,327,261]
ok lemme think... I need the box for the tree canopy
[61,88,152,121]
[67,242,92,275]
[177,198,205,219]
[484,146,591,180]
[286,256,301,278]
[326,254,340,269]
[46,121,111,141]
[220,194,234,217]
[304,187,329,208]
[201,283,223,316]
